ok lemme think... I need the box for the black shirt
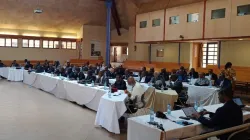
[113,80,127,90]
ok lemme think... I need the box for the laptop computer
[182,107,198,119]
[233,97,245,108]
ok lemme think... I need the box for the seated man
[79,70,96,84]
[69,67,85,80]
[123,69,132,80]
[139,67,147,78]
[0,60,6,67]
[34,62,40,70]
[96,71,109,86]
[24,61,33,70]
[148,67,155,78]
[116,65,125,76]
[81,63,89,71]
[109,68,116,79]
[168,74,183,94]
[206,69,218,81]
[10,60,19,67]
[160,68,169,81]
[188,68,199,79]
[112,75,127,90]
[194,72,210,86]
[35,65,45,73]
[215,73,232,89]
[125,77,145,113]
[176,66,187,81]
[139,71,151,83]
[192,87,243,140]
[150,72,166,87]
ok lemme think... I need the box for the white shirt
[140,76,146,83]
[130,82,145,108]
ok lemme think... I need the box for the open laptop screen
[182,107,197,117]
[233,98,244,106]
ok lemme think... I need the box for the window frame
[187,13,199,23]
[152,19,161,27]
[61,41,77,50]
[202,43,218,68]
[0,38,18,48]
[42,40,59,49]
[211,8,226,19]
[139,21,147,28]
[169,16,180,25]
[22,39,40,48]
[237,4,250,16]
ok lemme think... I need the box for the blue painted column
[105,0,112,66]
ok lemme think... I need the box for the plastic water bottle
[194,101,198,111]
[190,76,193,85]
[199,101,204,111]
[104,80,107,90]
[108,85,112,98]
[91,80,94,87]
[209,80,212,88]
[149,108,154,122]
[67,75,69,80]
[167,104,172,115]
[43,70,45,74]
[161,85,164,92]
[77,77,79,82]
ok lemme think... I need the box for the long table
[23,70,107,111]
[0,67,24,81]
[128,104,250,140]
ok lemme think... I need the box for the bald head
[127,76,136,86]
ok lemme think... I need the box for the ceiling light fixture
[34,0,43,14]
[238,39,243,40]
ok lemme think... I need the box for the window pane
[203,64,206,68]
[203,48,207,51]
[152,19,160,27]
[215,48,218,51]
[208,56,214,59]
[214,56,217,59]
[203,44,207,47]
[214,60,218,64]
[208,52,214,55]
[29,40,34,48]
[23,39,28,48]
[54,41,59,48]
[35,40,40,48]
[12,39,18,47]
[187,13,199,22]
[203,60,206,64]
[6,38,11,47]
[203,52,207,55]
[67,42,71,49]
[72,42,76,49]
[203,56,206,59]
[209,48,215,51]
[62,42,66,49]
[208,60,214,64]
[140,21,147,28]
[169,16,179,24]
[0,38,5,46]
[49,41,54,48]
[211,8,226,19]
[43,40,48,48]
[237,4,250,16]
[214,52,218,55]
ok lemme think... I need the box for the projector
[34,9,43,14]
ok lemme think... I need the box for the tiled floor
[0,80,126,140]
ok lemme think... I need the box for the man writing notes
[194,72,210,86]
[125,77,145,113]
[192,88,243,140]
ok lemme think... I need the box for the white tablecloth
[95,92,128,134]
[183,83,220,106]
[0,67,23,81]
[128,104,250,140]
[23,71,107,111]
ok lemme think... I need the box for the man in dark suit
[139,71,151,83]
[150,72,166,88]
[112,74,127,90]
[123,69,132,80]
[10,60,19,67]
[79,70,96,84]
[160,68,169,81]
[24,61,33,70]
[109,68,116,79]
[176,66,188,82]
[206,69,218,81]
[189,68,199,79]
[0,60,6,67]
[192,87,243,140]
[168,74,183,94]
[215,74,232,89]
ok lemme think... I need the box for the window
[43,40,59,49]
[140,21,147,28]
[211,8,226,19]
[0,38,18,47]
[152,19,160,27]
[169,16,179,24]
[156,49,164,57]
[237,4,250,16]
[202,43,218,68]
[187,13,199,22]
[62,41,77,49]
[23,39,40,48]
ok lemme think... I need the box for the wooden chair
[181,123,250,140]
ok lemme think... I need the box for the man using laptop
[192,87,243,140]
